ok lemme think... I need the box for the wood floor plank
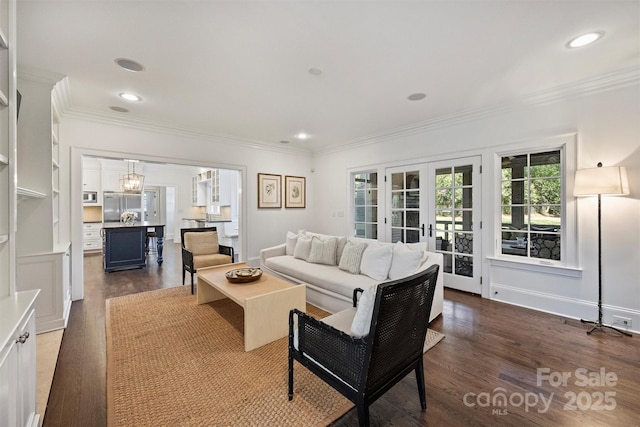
[43,243,640,426]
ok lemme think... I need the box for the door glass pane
[443,253,453,274]
[454,210,472,231]
[391,210,404,227]
[392,173,405,190]
[455,255,473,277]
[406,211,419,228]
[436,189,451,209]
[455,232,473,254]
[406,229,420,243]
[436,231,452,251]
[391,228,403,243]
[407,171,419,188]
[435,168,452,187]
[392,193,404,209]
[406,191,419,208]
[366,224,378,240]
[366,189,378,205]
[435,210,452,228]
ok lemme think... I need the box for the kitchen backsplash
[83,206,103,222]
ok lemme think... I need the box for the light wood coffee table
[196,263,306,351]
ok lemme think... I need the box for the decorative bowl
[225,268,262,283]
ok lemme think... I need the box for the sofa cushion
[338,240,368,274]
[184,231,219,256]
[360,243,393,281]
[308,236,338,266]
[293,235,312,261]
[388,242,425,280]
[350,285,378,338]
[264,255,379,298]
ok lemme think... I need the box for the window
[353,172,378,239]
[500,150,562,261]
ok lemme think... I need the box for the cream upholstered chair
[181,227,234,294]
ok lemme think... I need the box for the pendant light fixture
[120,159,144,193]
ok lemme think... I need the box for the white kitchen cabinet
[83,168,101,193]
[0,290,40,427]
[102,167,123,192]
[83,222,102,252]
[17,244,71,333]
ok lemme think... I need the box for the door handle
[421,224,425,237]
[428,224,433,237]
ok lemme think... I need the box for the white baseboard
[490,283,639,335]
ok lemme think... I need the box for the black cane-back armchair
[288,264,439,426]
[181,227,234,294]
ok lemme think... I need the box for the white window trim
[492,133,578,268]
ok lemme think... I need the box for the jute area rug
[106,286,444,427]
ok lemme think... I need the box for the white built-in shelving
[1,0,41,424]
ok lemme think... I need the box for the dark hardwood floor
[44,243,640,426]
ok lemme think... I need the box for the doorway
[143,187,161,224]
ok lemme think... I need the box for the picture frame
[285,175,306,208]
[257,173,281,208]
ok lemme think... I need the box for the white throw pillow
[338,240,368,274]
[350,285,378,338]
[388,242,425,280]
[360,243,393,281]
[293,235,312,261]
[286,230,306,255]
[308,236,338,265]
[336,236,348,265]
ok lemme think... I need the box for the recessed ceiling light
[295,132,309,140]
[309,67,323,76]
[110,106,129,113]
[407,93,427,101]
[567,32,603,48]
[115,58,145,72]
[119,93,142,102]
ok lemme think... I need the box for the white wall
[313,81,640,331]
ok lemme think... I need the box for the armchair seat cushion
[193,253,232,269]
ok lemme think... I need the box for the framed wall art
[257,173,281,208]
[285,175,306,208]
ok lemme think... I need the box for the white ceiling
[16,1,640,152]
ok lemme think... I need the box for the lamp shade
[574,165,629,196]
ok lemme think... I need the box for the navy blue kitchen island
[102,222,165,272]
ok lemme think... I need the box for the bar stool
[146,231,158,256]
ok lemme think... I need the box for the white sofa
[260,231,443,321]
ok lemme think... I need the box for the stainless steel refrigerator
[103,192,143,222]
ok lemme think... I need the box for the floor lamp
[574,162,631,336]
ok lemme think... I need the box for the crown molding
[17,63,66,86]
[317,65,640,155]
[61,106,313,157]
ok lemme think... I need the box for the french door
[427,157,481,293]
